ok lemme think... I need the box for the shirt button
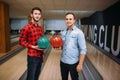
[65,53,66,55]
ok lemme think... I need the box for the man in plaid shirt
[19,7,44,80]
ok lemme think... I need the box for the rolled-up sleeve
[77,31,87,54]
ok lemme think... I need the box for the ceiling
[0,0,118,19]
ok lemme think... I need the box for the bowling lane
[39,41,103,80]
[11,37,19,44]
[0,49,27,80]
[39,48,71,80]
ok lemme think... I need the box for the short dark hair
[31,7,42,14]
[65,12,76,19]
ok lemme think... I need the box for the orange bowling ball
[50,35,63,48]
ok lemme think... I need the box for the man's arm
[19,27,32,48]
[77,30,87,72]
[76,54,86,72]
[19,27,44,51]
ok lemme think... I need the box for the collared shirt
[19,22,44,58]
[61,26,87,64]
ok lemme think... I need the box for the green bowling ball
[37,36,50,49]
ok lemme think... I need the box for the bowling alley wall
[81,1,120,80]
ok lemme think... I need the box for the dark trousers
[27,56,43,80]
[60,61,79,80]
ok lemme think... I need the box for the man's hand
[76,64,83,72]
[32,45,44,50]
[54,47,62,50]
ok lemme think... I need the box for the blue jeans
[60,61,79,80]
[27,56,43,80]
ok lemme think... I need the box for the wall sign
[86,25,120,64]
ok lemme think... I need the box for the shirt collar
[66,26,76,31]
[30,21,38,27]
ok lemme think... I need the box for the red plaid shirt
[19,22,44,58]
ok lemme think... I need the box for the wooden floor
[0,35,88,80]
[39,48,71,80]
[0,47,71,80]
[0,35,71,80]
[0,49,27,80]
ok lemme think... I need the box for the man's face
[65,14,75,27]
[31,10,41,22]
